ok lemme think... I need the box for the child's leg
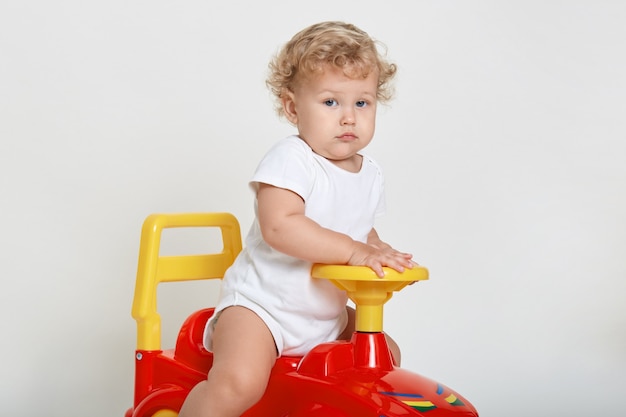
[179,306,277,417]
[337,306,402,366]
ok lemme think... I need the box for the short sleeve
[249,136,315,201]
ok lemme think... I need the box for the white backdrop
[1,1,624,416]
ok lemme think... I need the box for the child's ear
[281,89,298,124]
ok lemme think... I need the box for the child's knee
[385,334,401,366]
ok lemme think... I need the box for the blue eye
[356,100,367,108]
[324,99,338,107]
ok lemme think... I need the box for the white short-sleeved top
[204,135,386,356]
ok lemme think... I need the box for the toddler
[179,21,414,417]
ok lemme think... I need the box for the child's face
[282,65,379,172]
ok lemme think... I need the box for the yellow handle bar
[131,213,242,351]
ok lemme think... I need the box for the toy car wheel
[151,410,178,417]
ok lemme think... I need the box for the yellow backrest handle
[132,213,242,351]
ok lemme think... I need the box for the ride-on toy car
[125,212,478,417]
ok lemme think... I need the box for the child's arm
[257,183,413,277]
[366,228,393,250]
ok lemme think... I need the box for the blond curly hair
[266,21,397,117]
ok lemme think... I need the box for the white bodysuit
[204,135,386,356]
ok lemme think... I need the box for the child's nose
[341,108,355,125]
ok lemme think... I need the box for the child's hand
[347,241,414,278]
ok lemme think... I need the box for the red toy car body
[125,213,478,417]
